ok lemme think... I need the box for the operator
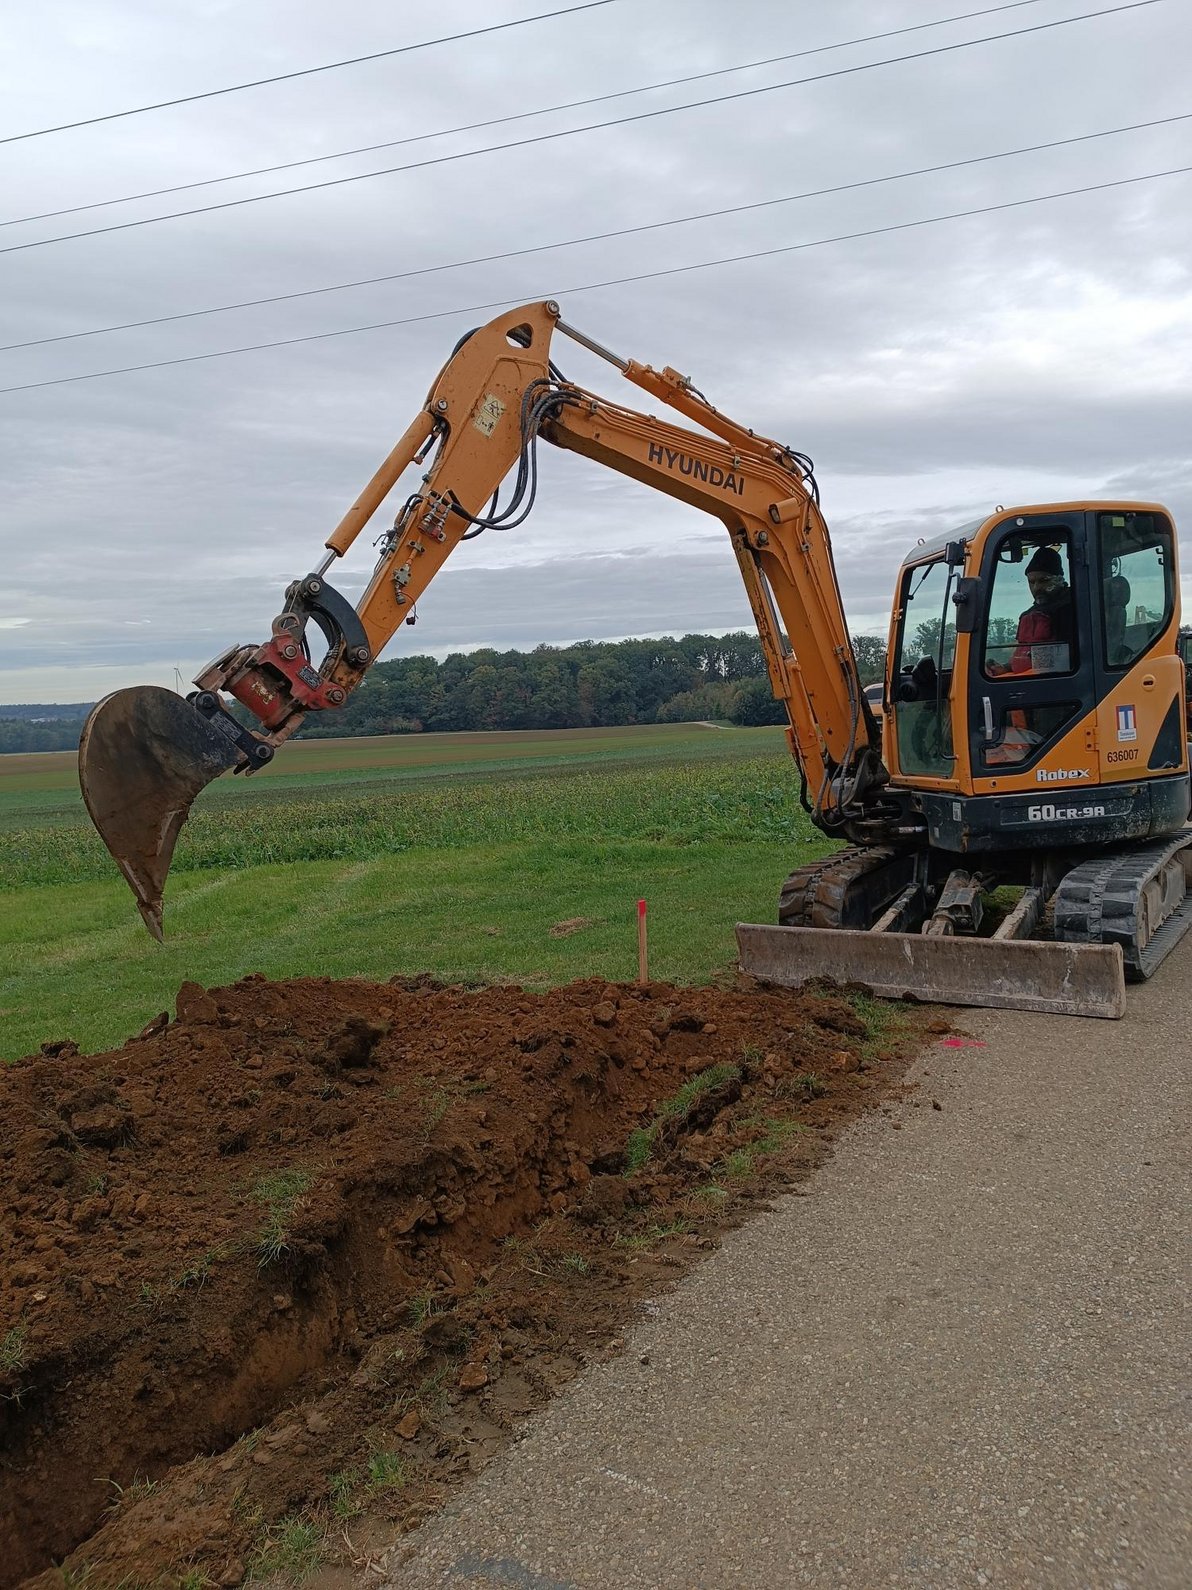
[991,546,1073,675]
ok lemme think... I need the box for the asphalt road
[381,941,1191,1589]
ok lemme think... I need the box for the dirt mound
[0,972,925,1588]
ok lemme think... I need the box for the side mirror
[951,577,980,633]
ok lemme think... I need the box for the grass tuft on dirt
[246,1514,323,1583]
[623,1062,741,1174]
[250,1168,315,1267]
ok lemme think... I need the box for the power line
[0,0,1162,259]
[7,109,1188,355]
[0,0,1053,232]
[3,162,1186,398]
[0,1,624,148]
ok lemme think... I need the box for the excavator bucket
[735,923,1127,1019]
[78,687,241,940]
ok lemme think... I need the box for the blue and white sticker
[1116,704,1137,743]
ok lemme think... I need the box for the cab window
[983,532,1077,679]
[892,557,954,778]
[978,529,1080,769]
[1099,511,1174,670]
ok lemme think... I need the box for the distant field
[0,723,789,858]
[0,722,829,1059]
[0,722,780,814]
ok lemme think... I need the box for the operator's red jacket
[1010,599,1071,673]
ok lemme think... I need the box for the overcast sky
[1,0,1189,703]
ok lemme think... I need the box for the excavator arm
[80,300,889,938]
[206,300,884,807]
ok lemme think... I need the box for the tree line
[296,631,888,738]
[0,631,887,752]
[0,714,91,754]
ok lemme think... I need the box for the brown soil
[0,972,930,1589]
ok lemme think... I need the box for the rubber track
[1052,831,1192,980]
[778,845,908,931]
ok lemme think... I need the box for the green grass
[250,1169,315,1267]
[103,1473,160,1509]
[0,723,787,849]
[842,988,904,1061]
[328,1448,411,1520]
[407,1288,439,1327]
[1,751,802,889]
[0,1325,26,1373]
[721,1147,756,1179]
[0,725,830,1059]
[246,1515,323,1583]
[614,1218,693,1252]
[792,1071,826,1101]
[623,1062,742,1175]
[171,1250,220,1292]
[365,1449,410,1492]
[717,1115,808,1180]
[328,1468,359,1520]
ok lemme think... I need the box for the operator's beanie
[1026,546,1063,577]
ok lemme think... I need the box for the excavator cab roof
[899,501,1175,571]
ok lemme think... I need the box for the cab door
[889,554,957,783]
[969,512,1096,783]
[1092,508,1185,780]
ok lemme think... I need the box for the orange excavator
[80,301,1191,1017]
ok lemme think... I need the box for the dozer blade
[79,687,242,941]
[735,923,1127,1019]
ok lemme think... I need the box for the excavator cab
[742,503,1189,1009]
[884,504,1188,855]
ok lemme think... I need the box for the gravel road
[381,943,1191,1589]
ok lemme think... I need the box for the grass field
[0,722,832,1060]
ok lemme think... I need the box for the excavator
[79,300,1192,1019]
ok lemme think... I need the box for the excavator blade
[735,923,1127,1019]
[78,686,242,940]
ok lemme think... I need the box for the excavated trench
[0,972,925,1589]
